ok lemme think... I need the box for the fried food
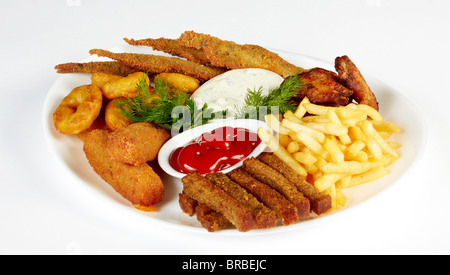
[91,72,122,88]
[241,158,310,218]
[106,122,171,166]
[104,99,132,131]
[100,72,148,100]
[76,118,109,142]
[182,172,254,232]
[261,98,401,209]
[335,55,379,110]
[55,61,139,76]
[83,129,164,208]
[257,152,331,215]
[53,84,103,135]
[89,49,227,82]
[124,37,210,65]
[294,68,353,107]
[178,193,233,232]
[178,31,304,78]
[205,173,278,229]
[154,73,200,93]
[228,168,299,226]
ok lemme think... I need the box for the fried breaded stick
[294,68,353,106]
[106,122,170,166]
[335,55,379,110]
[181,172,254,232]
[55,61,139,77]
[257,152,331,215]
[124,37,210,65]
[195,203,234,232]
[242,158,310,218]
[179,193,233,232]
[89,49,227,82]
[228,168,299,226]
[178,31,304,78]
[83,129,164,208]
[205,173,278,229]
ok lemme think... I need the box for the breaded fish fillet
[257,152,331,215]
[83,129,164,208]
[124,37,210,65]
[242,158,310,218]
[55,61,139,77]
[178,31,304,78]
[335,55,379,110]
[89,49,227,82]
[106,122,170,166]
[294,68,353,106]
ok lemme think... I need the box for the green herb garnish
[115,73,222,133]
[234,74,303,120]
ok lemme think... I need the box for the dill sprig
[234,74,303,119]
[115,73,220,132]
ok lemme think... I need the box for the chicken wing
[335,55,378,110]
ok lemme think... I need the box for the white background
[1,0,449,255]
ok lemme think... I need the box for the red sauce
[169,126,261,174]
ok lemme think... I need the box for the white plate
[42,45,427,235]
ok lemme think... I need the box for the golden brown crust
[178,30,304,78]
[257,152,331,215]
[83,129,164,207]
[106,122,170,166]
[295,68,353,106]
[181,172,254,232]
[205,173,278,229]
[335,55,378,110]
[89,49,227,82]
[195,204,234,232]
[241,158,310,218]
[55,61,139,77]
[124,37,210,65]
[227,168,299,226]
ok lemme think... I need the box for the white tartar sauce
[190,68,284,118]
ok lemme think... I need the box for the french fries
[258,98,401,211]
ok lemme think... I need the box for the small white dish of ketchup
[158,118,271,178]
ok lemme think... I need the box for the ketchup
[169,126,261,174]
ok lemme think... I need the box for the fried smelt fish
[242,158,310,218]
[257,152,331,215]
[294,68,353,106]
[228,168,299,226]
[182,172,254,232]
[335,55,379,110]
[89,49,227,82]
[55,61,139,77]
[205,173,278,229]
[178,31,304,78]
[83,129,164,208]
[106,122,171,166]
[124,37,210,65]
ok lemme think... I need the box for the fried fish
[89,49,227,82]
[178,31,304,78]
